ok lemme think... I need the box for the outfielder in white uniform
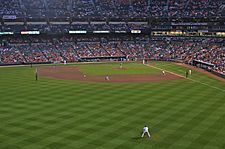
[141,126,151,138]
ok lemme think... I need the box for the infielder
[141,125,151,138]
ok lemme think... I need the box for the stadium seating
[1,36,224,74]
[0,0,224,75]
[0,0,224,18]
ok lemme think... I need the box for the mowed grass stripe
[76,80,201,148]
[150,89,224,148]
[151,61,225,91]
[78,62,160,75]
[118,82,216,148]
[0,62,224,149]
[2,82,142,147]
[1,79,179,148]
[183,106,225,149]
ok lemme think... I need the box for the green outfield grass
[0,61,225,149]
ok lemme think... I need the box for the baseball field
[0,61,225,149]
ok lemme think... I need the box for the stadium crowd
[0,0,224,18]
[0,36,224,74]
[0,24,151,33]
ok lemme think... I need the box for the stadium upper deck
[0,0,224,76]
[0,0,224,18]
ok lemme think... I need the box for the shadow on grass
[131,137,142,140]
[131,136,152,142]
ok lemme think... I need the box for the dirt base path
[174,63,225,83]
[38,66,182,83]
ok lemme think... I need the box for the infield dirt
[39,66,182,83]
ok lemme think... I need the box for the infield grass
[75,62,160,75]
[0,61,224,149]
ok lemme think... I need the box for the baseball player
[35,68,38,81]
[141,125,151,138]
[105,75,110,81]
[189,69,192,75]
[185,70,188,78]
[120,62,123,69]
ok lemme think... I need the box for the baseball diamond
[0,61,225,149]
[0,0,225,148]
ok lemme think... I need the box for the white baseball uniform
[141,126,151,138]
[189,69,192,75]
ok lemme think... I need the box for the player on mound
[105,75,110,81]
[141,125,151,138]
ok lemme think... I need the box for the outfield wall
[0,62,51,66]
